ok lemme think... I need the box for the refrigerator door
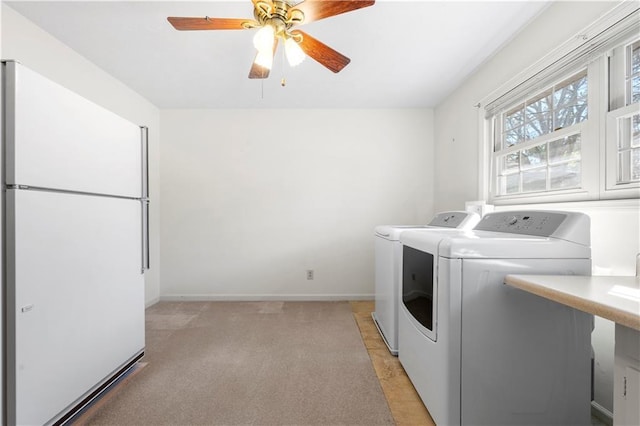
[5,189,145,426]
[4,61,142,198]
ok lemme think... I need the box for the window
[484,5,640,204]
[628,40,640,104]
[607,39,640,192]
[495,71,587,197]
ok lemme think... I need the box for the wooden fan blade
[292,0,375,24]
[249,38,279,79]
[167,17,252,31]
[291,30,350,73]
[248,56,271,79]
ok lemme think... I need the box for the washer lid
[374,211,480,241]
[400,228,469,251]
[400,227,591,259]
[375,225,432,241]
[438,231,591,259]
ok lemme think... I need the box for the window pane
[632,75,640,104]
[555,105,588,129]
[505,108,524,131]
[521,144,547,169]
[525,94,553,139]
[618,151,631,183]
[503,173,520,194]
[619,114,640,150]
[629,41,640,105]
[502,152,520,171]
[554,75,588,129]
[550,162,581,189]
[522,168,546,192]
[549,134,581,163]
[503,107,525,147]
[499,174,520,194]
[505,128,524,147]
[632,42,640,75]
[617,148,640,183]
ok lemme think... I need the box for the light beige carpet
[82,301,394,425]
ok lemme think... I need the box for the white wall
[160,109,434,300]
[432,0,639,416]
[1,4,161,306]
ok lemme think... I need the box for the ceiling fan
[167,0,375,79]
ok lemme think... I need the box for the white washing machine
[398,210,594,425]
[372,211,479,355]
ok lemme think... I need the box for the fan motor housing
[254,0,302,32]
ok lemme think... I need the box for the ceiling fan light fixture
[255,49,274,70]
[168,0,376,79]
[253,24,275,52]
[284,37,305,67]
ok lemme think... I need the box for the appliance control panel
[428,211,478,228]
[473,211,570,237]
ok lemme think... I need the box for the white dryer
[373,211,479,355]
[398,210,593,425]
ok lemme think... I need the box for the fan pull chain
[281,46,286,87]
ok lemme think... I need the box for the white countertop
[504,275,640,331]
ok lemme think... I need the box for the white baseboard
[591,401,613,426]
[145,297,160,308]
[159,294,374,302]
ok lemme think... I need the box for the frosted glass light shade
[253,25,275,53]
[285,38,305,67]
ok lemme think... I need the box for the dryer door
[402,245,437,342]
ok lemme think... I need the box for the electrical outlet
[306,270,314,280]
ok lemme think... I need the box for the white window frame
[604,38,640,197]
[489,63,601,204]
[605,104,640,195]
[479,3,640,206]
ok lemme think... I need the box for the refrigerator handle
[141,198,150,274]
[140,126,149,199]
[140,126,150,274]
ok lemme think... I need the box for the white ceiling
[5,1,550,108]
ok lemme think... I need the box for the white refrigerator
[2,61,149,425]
